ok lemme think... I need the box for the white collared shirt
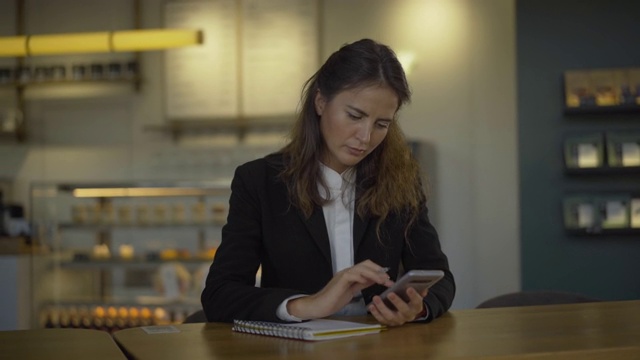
[276,164,367,321]
[318,163,356,275]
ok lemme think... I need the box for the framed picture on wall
[564,133,605,170]
[606,132,640,168]
[563,196,597,230]
[563,67,640,111]
[564,70,593,108]
[564,194,636,233]
[598,195,631,229]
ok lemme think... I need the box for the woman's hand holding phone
[368,270,444,327]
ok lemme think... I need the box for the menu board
[241,0,319,117]
[164,0,319,120]
[165,0,238,119]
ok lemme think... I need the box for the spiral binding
[232,320,309,340]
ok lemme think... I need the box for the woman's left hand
[368,287,429,326]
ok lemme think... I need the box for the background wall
[518,0,640,299]
[0,0,519,315]
[0,256,31,330]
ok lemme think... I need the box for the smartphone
[379,270,444,309]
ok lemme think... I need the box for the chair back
[183,309,207,323]
[476,291,601,309]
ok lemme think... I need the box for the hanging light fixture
[0,36,28,56]
[0,28,203,57]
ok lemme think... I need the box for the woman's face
[315,84,399,173]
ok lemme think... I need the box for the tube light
[0,36,28,56]
[29,32,111,55]
[0,29,202,57]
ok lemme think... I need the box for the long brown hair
[280,39,425,239]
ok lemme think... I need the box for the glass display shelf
[38,298,201,331]
[41,296,201,309]
[58,221,226,230]
[58,258,213,270]
[29,181,230,329]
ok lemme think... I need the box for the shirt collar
[319,163,356,190]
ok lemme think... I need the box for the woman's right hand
[287,260,393,319]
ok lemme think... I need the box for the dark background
[518,0,640,300]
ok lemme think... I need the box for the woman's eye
[376,122,390,129]
[347,113,361,120]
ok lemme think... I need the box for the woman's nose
[355,123,372,143]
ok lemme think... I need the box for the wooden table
[113,300,640,359]
[0,328,126,360]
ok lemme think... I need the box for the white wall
[0,0,518,312]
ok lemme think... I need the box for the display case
[29,180,231,331]
[562,67,640,237]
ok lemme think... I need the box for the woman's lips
[347,146,366,156]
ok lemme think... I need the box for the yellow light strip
[0,29,202,57]
[73,187,226,198]
[29,32,111,55]
[0,36,28,56]
[112,29,203,52]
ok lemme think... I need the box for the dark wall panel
[518,0,640,300]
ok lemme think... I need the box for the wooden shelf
[565,166,640,175]
[144,117,292,141]
[59,222,225,230]
[54,181,230,197]
[59,258,212,270]
[565,228,640,236]
[1,77,141,88]
[564,103,640,115]
[43,296,201,308]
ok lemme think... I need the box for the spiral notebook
[232,319,384,341]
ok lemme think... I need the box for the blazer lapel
[295,194,371,264]
[353,212,371,253]
[298,206,332,264]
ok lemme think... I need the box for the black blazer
[202,153,455,323]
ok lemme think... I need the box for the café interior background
[1,0,638,329]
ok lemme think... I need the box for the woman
[202,39,455,327]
